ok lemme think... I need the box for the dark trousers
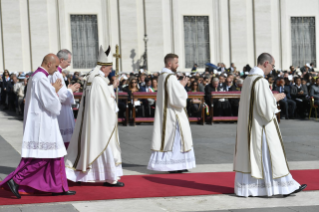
[279,99,296,118]
[295,99,308,118]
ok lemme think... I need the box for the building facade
[0,0,318,74]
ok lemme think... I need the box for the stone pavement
[0,109,318,212]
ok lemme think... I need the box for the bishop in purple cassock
[0,54,76,198]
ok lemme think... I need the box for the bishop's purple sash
[32,67,49,78]
[57,66,62,73]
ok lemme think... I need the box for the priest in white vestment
[147,53,196,173]
[65,46,124,187]
[49,49,80,149]
[0,54,76,198]
[233,53,306,197]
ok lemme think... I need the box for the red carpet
[0,170,318,205]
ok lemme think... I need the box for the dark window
[291,17,316,67]
[184,16,210,68]
[71,15,99,69]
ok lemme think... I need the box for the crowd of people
[1,62,319,120]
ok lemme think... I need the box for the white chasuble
[65,67,122,182]
[49,70,75,143]
[151,68,193,152]
[233,67,290,179]
[22,68,66,158]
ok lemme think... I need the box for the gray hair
[236,78,244,85]
[212,77,219,83]
[257,53,273,65]
[57,49,72,60]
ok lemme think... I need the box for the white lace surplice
[66,144,123,184]
[235,131,300,197]
[49,71,75,143]
[147,122,196,171]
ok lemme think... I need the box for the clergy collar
[99,70,105,77]
[57,66,62,73]
[32,67,49,77]
[249,67,265,77]
[161,67,174,74]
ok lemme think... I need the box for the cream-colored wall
[20,0,31,72]
[0,0,318,74]
[0,1,5,71]
[1,0,24,72]
[229,0,254,71]
[118,0,144,72]
[254,0,281,69]
[145,0,165,72]
[29,0,51,70]
[218,0,231,69]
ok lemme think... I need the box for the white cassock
[65,67,122,183]
[147,68,196,171]
[233,67,300,197]
[22,67,66,158]
[48,66,75,145]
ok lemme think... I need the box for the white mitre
[87,45,113,83]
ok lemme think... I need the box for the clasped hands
[52,79,80,93]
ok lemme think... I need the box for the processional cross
[113,45,121,103]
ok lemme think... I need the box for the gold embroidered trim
[234,132,238,156]
[160,73,174,152]
[233,170,251,174]
[261,127,265,179]
[247,76,263,162]
[88,125,118,166]
[73,85,88,169]
[176,114,190,152]
[273,118,291,172]
[97,62,112,66]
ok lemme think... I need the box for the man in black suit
[205,77,231,116]
[276,78,296,119]
[225,77,233,91]
[291,77,309,118]
[138,73,146,91]
[229,78,243,116]
[309,62,315,74]
[218,75,226,90]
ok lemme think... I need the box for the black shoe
[283,184,307,197]
[103,181,125,187]
[6,179,21,199]
[293,184,307,194]
[179,169,189,173]
[52,190,76,196]
[168,171,180,174]
[76,181,81,185]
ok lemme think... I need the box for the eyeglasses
[132,82,137,84]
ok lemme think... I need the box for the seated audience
[291,77,309,119]
[309,77,319,105]
[276,78,296,119]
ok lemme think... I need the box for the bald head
[41,54,59,75]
